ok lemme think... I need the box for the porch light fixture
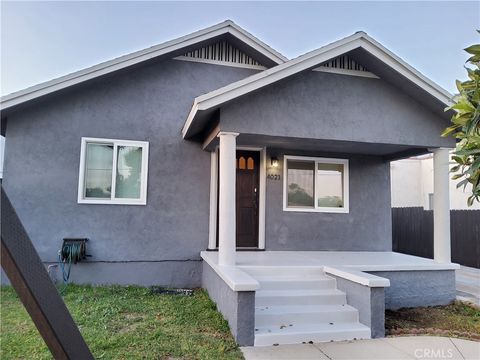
[271,157,279,168]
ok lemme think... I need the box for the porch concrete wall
[219,71,454,149]
[202,261,255,346]
[1,59,259,286]
[264,151,392,251]
[330,275,385,338]
[368,270,456,309]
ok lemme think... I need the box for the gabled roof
[1,20,287,112]
[182,31,454,138]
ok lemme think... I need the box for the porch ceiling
[204,133,431,160]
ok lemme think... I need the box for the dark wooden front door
[235,150,260,248]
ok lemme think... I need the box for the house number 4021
[267,174,281,180]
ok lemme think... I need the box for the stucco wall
[332,275,385,338]
[2,59,259,286]
[264,151,392,251]
[220,71,454,149]
[369,270,456,309]
[202,262,255,346]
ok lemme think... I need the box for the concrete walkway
[241,336,480,360]
[456,266,480,305]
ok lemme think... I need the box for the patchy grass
[1,285,244,360]
[386,301,480,340]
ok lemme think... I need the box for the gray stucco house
[1,21,459,346]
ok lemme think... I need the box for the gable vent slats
[321,55,368,72]
[180,40,263,67]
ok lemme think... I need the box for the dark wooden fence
[392,207,480,269]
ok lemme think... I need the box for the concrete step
[242,266,324,278]
[256,276,336,291]
[255,289,346,306]
[254,322,371,346]
[255,304,359,327]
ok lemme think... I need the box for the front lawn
[385,301,480,340]
[1,285,243,360]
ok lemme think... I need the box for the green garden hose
[58,242,83,294]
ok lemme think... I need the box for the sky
[1,1,479,96]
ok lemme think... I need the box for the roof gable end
[182,31,453,138]
[1,20,287,112]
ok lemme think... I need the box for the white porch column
[208,150,218,250]
[217,131,239,266]
[433,148,451,263]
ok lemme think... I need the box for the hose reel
[58,238,89,292]
[60,238,88,263]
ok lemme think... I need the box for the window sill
[78,199,147,206]
[283,206,349,214]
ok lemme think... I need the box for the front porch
[201,251,459,346]
[200,131,457,347]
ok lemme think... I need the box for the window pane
[85,143,113,198]
[287,160,315,207]
[115,146,143,199]
[317,163,344,208]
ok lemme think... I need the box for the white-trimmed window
[283,156,349,213]
[78,137,149,205]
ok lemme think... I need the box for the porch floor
[203,251,459,272]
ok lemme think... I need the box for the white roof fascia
[358,33,453,105]
[182,32,454,138]
[1,20,286,111]
[226,21,288,64]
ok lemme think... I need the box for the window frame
[283,155,349,213]
[77,137,149,205]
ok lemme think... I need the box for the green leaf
[467,195,475,207]
[457,178,470,190]
[451,102,475,113]
[455,148,480,156]
[441,125,460,137]
[450,164,461,173]
[452,113,471,126]
[452,155,465,164]
[465,44,480,55]
[456,80,463,93]
[467,54,480,63]
[445,40,480,206]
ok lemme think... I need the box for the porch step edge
[254,322,371,346]
[255,303,358,314]
[256,289,344,297]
